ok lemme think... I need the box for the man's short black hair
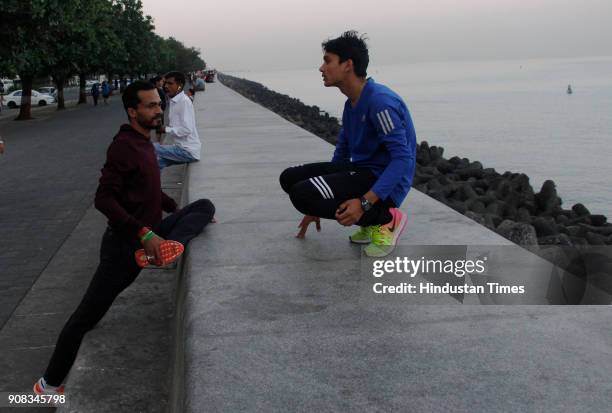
[322,30,369,77]
[164,71,186,86]
[122,80,157,115]
[150,75,162,84]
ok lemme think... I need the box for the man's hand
[296,215,321,238]
[335,198,363,226]
[143,234,165,266]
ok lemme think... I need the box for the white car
[38,86,57,98]
[5,90,56,108]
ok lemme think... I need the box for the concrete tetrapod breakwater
[173,82,612,412]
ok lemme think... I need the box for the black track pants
[279,161,394,227]
[43,199,215,386]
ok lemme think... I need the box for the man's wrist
[138,227,151,239]
[359,196,373,212]
[363,191,379,204]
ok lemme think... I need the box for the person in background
[150,76,167,141]
[186,88,195,102]
[0,135,5,154]
[91,83,100,106]
[150,76,167,112]
[101,80,111,105]
[154,71,201,170]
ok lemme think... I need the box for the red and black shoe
[135,240,184,267]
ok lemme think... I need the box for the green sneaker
[364,208,407,257]
[349,226,374,244]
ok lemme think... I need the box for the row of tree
[0,0,206,120]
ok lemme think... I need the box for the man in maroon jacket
[34,80,215,395]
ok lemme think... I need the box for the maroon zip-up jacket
[94,124,177,239]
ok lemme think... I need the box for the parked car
[38,86,57,98]
[4,90,56,108]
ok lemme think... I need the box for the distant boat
[567,84,573,94]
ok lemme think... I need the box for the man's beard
[137,115,162,130]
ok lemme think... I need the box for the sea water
[228,56,612,217]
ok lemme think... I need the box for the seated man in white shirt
[155,71,201,169]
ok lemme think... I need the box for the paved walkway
[2,82,610,412]
[179,83,612,412]
[0,97,124,327]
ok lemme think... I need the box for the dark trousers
[279,162,394,227]
[44,199,215,385]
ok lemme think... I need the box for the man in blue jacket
[280,31,417,257]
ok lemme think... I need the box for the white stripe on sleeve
[376,112,390,134]
[383,109,395,131]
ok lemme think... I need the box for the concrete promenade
[178,83,611,412]
[3,82,610,412]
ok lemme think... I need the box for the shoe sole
[349,236,371,244]
[33,381,64,396]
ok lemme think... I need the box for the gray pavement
[0,94,124,328]
[178,83,612,412]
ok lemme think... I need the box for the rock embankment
[412,141,611,248]
[218,73,340,142]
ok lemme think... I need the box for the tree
[0,0,207,119]
[0,1,50,120]
[73,0,121,104]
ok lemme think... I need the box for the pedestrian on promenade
[150,76,167,112]
[91,83,100,106]
[186,87,195,102]
[279,31,417,257]
[33,80,216,396]
[0,93,4,112]
[0,135,5,154]
[155,71,201,169]
[150,76,167,141]
[101,80,111,104]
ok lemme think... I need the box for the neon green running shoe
[349,226,374,244]
[364,208,407,257]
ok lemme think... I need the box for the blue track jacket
[332,78,417,207]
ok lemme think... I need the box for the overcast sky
[142,0,612,71]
